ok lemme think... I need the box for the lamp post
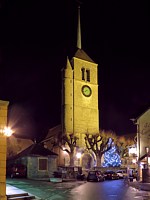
[62,148,67,166]
[145,147,149,168]
[0,100,11,200]
[0,127,13,200]
[76,152,81,167]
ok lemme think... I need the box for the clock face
[82,85,92,97]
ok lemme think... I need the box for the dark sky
[0,0,149,141]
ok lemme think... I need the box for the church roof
[41,124,62,143]
[73,48,95,63]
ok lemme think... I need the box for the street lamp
[76,152,81,167]
[0,127,13,137]
[145,147,149,154]
[62,149,67,166]
[3,127,13,137]
[145,147,149,168]
[0,126,13,200]
[132,159,137,164]
[0,100,10,200]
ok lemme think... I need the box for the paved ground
[6,184,41,199]
[128,181,150,191]
[6,178,150,200]
[6,178,86,199]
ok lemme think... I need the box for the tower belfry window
[81,68,85,80]
[86,69,90,82]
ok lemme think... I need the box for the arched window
[86,69,90,82]
[81,68,85,80]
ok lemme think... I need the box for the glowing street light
[62,147,67,166]
[76,152,81,159]
[0,100,10,200]
[3,127,13,137]
[145,147,149,154]
[145,147,149,168]
[132,159,137,164]
[76,152,81,167]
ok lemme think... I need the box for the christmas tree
[102,145,121,167]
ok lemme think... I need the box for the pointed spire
[77,5,81,49]
[66,56,72,69]
[65,56,73,78]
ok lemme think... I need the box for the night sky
[0,0,149,141]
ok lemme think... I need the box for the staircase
[7,192,37,200]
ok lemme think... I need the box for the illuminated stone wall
[73,57,99,135]
[63,56,99,148]
[0,100,9,200]
[137,108,150,159]
[63,57,73,133]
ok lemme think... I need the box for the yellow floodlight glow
[76,152,81,159]
[132,159,137,164]
[3,127,13,137]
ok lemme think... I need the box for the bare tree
[51,133,79,166]
[115,136,135,158]
[84,130,116,166]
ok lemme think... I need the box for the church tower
[61,5,99,147]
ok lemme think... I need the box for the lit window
[38,158,48,171]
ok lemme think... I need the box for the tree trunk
[96,155,102,167]
[69,153,74,166]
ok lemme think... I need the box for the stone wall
[0,100,9,200]
[27,156,57,180]
[137,109,150,159]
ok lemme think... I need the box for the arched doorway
[81,152,94,169]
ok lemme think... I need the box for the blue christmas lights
[102,145,121,167]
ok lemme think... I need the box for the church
[43,5,99,169]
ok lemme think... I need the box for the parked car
[6,164,27,178]
[116,170,127,179]
[76,173,86,181]
[87,170,105,182]
[104,170,119,180]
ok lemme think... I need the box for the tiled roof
[8,143,58,161]
[73,48,95,63]
[42,124,62,143]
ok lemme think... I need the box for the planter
[50,177,63,183]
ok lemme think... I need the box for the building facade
[60,6,99,168]
[7,143,58,180]
[61,6,99,148]
[43,6,99,169]
[133,107,150,182]
[62,50,99,146]
[0,100,9,200]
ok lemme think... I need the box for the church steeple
[75,3,95,63]
[77,5,81,49]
